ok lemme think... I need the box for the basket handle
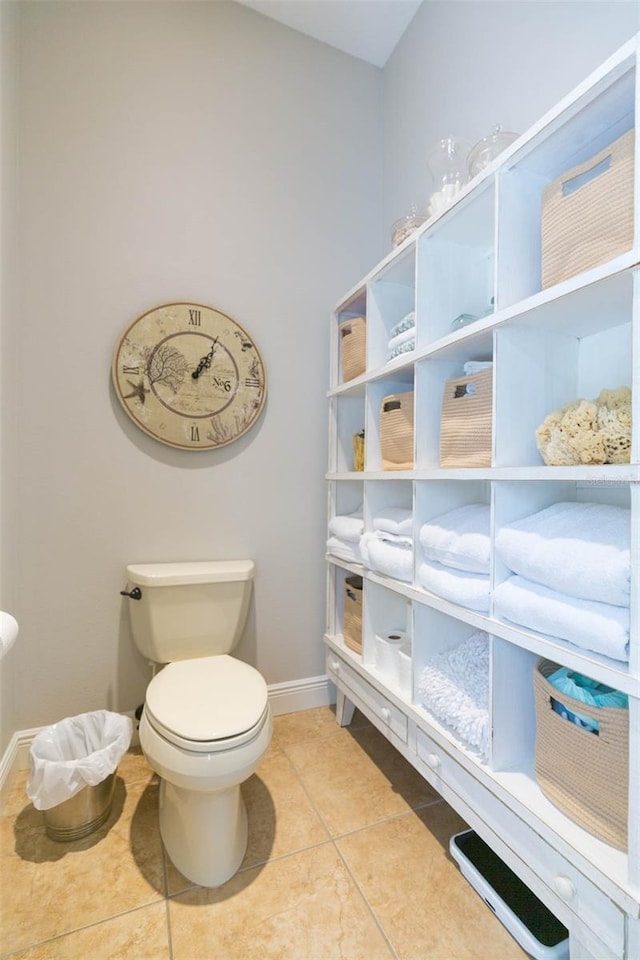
[562,153,612,197]
[383,400,402,412]
[341,324,353,337]
[453,382,477,398]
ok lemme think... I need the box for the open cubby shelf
[325,34,640,960]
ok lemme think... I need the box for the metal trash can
[42,772,117,841]
[27,710,132,842]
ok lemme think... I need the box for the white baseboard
[267,673,335,717]
[0,675,334,803]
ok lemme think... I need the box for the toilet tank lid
[126,560,255,586]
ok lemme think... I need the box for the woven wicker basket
[343,575,363,654]
[440,367,492,468]
[541,128,635,289]
[534,659,629,850]
[339,317,366,382]
[380,391,414,470]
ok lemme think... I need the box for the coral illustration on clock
[112,302,267,450]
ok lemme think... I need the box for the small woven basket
[534,659,628,850]
[343,575,363,654]
[380,391,414,470]
[440,367,492,468]
[541,128,635,289]
[339,317,366,382]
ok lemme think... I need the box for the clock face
[112,302,267,450]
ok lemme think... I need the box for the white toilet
[123,560,272,888]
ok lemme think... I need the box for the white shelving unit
[325,35,640,960]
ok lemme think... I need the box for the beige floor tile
[117,746,157,786]
[274,705,370,748]
[285,723,439,836]
[8,901,170,960]
[168,843,394,960]
[0,778,165,955]
[337,804,529,960]
[164,739,330,896]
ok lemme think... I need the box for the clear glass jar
[391,204,426,247]
[468,124,520,178]
[426,136,472,217]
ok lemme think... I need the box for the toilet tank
[124,561,255,663]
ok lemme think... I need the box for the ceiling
[235,1,423,68]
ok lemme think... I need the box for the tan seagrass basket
[534,659,629,850]
[439,367,492,468]
[343,575,363,654]
[339,316,367,382]
[541,128,635,289]
[380,391,414,470]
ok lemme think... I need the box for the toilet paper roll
[396,645,412,699]
[374,631,410,678]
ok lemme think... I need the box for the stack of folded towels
[417,504,490,612]
[418,630,490,760]
[326,509,364,564]
[494,501,630,662]
[386,311,415,362]
[360,507,413,583]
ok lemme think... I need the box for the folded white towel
[418,631,490,759]
[326,536,362,565]
[463,361,493,376]
[328,511,364,544]
[417,560,490,612]
[387,326,416,353]
[494,575,629,662]
[377,531,413,548]
[389,311,415,340]
[373,507,413,537]
[495,501,630,608]
[419,503,490,574]
[360,532,413,583]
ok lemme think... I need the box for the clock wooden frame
[112,302,267,450]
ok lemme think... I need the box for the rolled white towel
[494,574,629,662]
[419,503,490,574]
[495,501,630,607]
[417,560,490,612]
[463,361,493,376]
[328,511,363,544]
[373,507,413,537]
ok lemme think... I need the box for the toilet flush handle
[120,587,142,600]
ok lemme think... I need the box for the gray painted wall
[0,0,383,749]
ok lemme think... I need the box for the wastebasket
[27,710,133,841]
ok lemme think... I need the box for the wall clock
[112,302,267,450]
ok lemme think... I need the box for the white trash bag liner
[27,710,133,811]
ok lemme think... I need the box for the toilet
[122,560,272,888]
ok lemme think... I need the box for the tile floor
[0,706,528,959]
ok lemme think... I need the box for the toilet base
[159,779,248,887]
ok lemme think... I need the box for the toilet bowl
[122,561,272,888]
[140,656,272,887]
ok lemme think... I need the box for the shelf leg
[335,689,355,727]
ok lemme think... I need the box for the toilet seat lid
[145,655,268,744]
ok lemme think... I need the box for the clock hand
[192,338,218,380]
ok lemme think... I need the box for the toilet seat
[144,655,269,753]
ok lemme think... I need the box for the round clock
[112,302,267,450]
